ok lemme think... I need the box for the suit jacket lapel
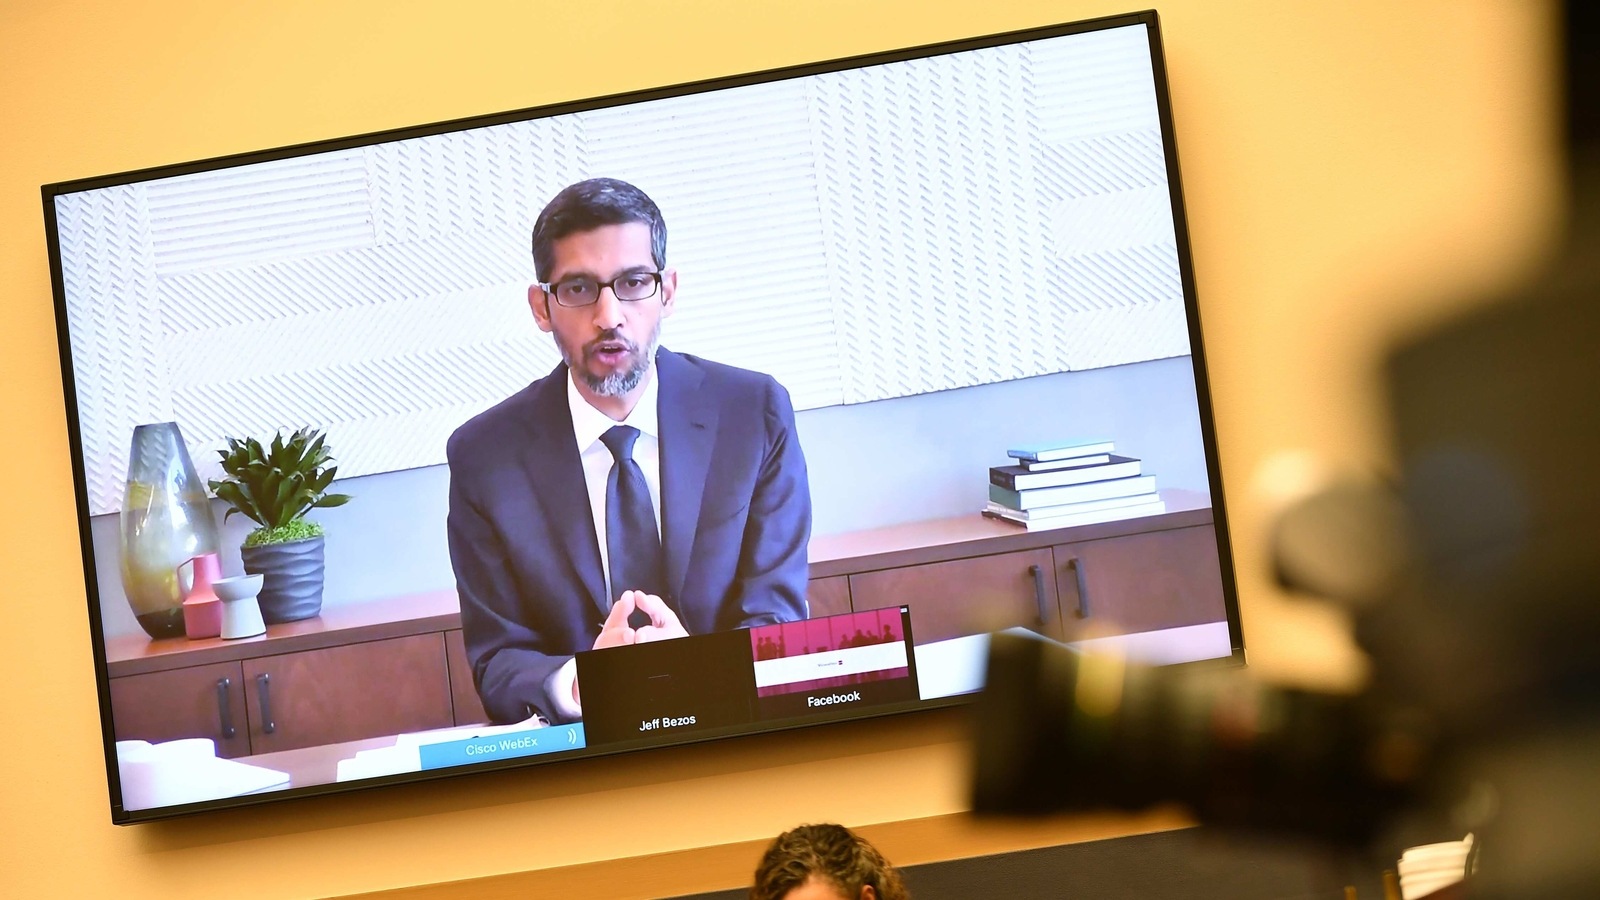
[656,349,717,604]
[517,364,608,619]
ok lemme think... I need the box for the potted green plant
[208,427,351,623]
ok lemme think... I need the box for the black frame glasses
[539,271,663,308]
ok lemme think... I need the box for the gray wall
[92,355,1211,638]
[800,355,1208,534]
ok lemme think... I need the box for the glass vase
[119,422,221,639]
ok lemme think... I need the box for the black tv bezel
[41,8,1245,825]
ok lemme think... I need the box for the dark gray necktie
[600,425,665,607]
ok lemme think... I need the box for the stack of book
[983,439,1166,531]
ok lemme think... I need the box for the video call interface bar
[418,607,918,770]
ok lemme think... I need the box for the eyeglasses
[540,271,663,308]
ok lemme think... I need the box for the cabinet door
[849,548,1060,644]
[807,576,852,618]
[1053,525,1226,638]
[444,629,490,727]
[242,633,454,753]
[109,661,251,759]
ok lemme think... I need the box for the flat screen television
[43,8,1243,823]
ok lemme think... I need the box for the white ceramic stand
[214,574,267,639]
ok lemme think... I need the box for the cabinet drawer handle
[255,673,276,735]
[1028,564,1048,625]
[215,677,236,739]
[1066,558,1091,618]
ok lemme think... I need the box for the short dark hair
[530,177,667,282]
[751,823,910,900]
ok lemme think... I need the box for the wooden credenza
[104,490,1225,758]
[809,488,1225,645]
[105,594,477,758]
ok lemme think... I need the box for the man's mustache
[583,330,638,357]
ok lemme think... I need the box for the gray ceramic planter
[240,534,325,624]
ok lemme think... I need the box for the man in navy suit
[447,178,812,725]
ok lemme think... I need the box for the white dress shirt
[566,369,663,601]
[548,365,663,719]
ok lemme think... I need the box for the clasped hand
[575,591,688,707]
[593,590,688,649]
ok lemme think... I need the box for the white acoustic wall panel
[577,80,846,412]
[155,233,529,334]
[1029,26,1163,143]
[1028,26,1188,370]
[56,185,171,515]
[163,286,553,491]
[813,48,1053,404]
[365,118,584,249]
[1046,242,1184,311]
[812,29,1188,403]
[58,23,1193,515]
[144,152,375,275]
[1050,186,1176,258]
[1042,130,1169,198]
[1060,303,1193,372]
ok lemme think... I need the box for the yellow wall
[0,1,1560,897]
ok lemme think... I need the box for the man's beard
[567,325,660,397]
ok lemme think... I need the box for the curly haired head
[750,823,910,900]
